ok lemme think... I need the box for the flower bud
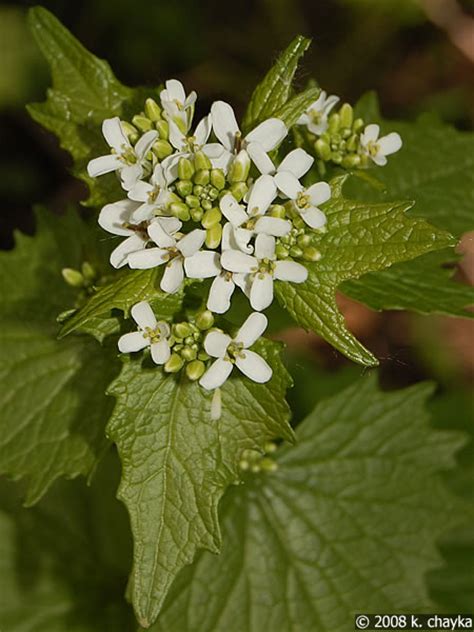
[194,169,210,186]
[346,134,359,152]
[275,244,289,259]
[170,202,191,221]
[201,199,213,211]
[289,245,303,258]
[229,182,248,202]
[62,268,84,288]
[303,246,321,262]
[181,346,197,362]
[205,223,222,249]
[260,457,278,472]
[328,112,340,134]
[121,121,139,143]
[174,322,193,339]
[185,194,200,208]
[331,151,343,164]
[202,207,222,229]
[352,118,364,133]
[194,151,212,171]
[176,180,193,197]
[198,350,210,361]
[196,310,214,330]
[81,261,96,281]
[153,139,173,159]
[193,184,204,196]
[210,169,226,190]
[145,98,162,122]
[191,209,203,222]
[264,441,277,453]
[155,120,169,140]
[164,353,184,373]
[208,187,219,201]
[228,150,250,183]
[297,234,312,248]
[186,359,206,381]
[132,115,153,132]
[178,158,194,181]
[341,154,361,169]
[315,139,331,161]
[269,204,286,219]
[339,103,353,129]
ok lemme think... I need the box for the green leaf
[0,451,135,631]
[242,35,311,133]
[59,269,182,340]
[272,86,320,129]
[342,250,474,318]
[149,375,465,632]
[106,340,293,628]
[27,7,151,208]
[0,209,118,504]
[275,177,454,366]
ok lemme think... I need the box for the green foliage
[107,340,292,627]
[242,35,312,132]
[0,209,118,504]
[272,86,320,129]
[148,375,464,632]
[275,177,454,366]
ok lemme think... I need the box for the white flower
[199,312,272,390]
[360,124,402,166]
[274,171,331,230]
[220,174,290,253]
[87,117,158,191]
[211,100,287,175]
[221,233,308,311]
[297,91,340,136]
[98,199,150,269]
[118,301,171,365]
[127,164,176,222]
[160,79,197,133]
[128,220,206,294]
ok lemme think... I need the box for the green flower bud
[201,199,213,211]
[57,308,77,323]
[145,98,162,122]
[186,359,205,381]
[339,103,353,129]
[155,119,169,140]
[62,268,84,288]
[269,204,286,219]
[264,441,277,454]
[81,261,96,281]
[205,223,222,249]
[174,322,193,339]
[202,207,222,229]
[210,169,226,190]
[191,208,204,222]
[193,184,204,196]
[198,350,210,361]
[289,245,303,258]
[229,182,248,202]
[181,345,197,361]
[352,118,364,133]
[341,127,352,140]
[208,187,219,201]
[251,463,261,473]
[121,121,139,143]
[153,139,173,159]
[315,138,331,161]
[328,112,340,134]
[239,459,250,471]
[346,134,359,152]
[331,151,343,164]
[275,244,289,259]
[228,150,250,183]
[185,194,201,208]
[341,154,361,169]
[164,353,184,373]
[176,180,193,197]
[184,335,194,345]
[303,246,321,262]
[193,150,211,171]
[196,310,214,330]
[293,217,305,230]
[297,234,312,248]
[132,115,153,133]
[178,158,194,181]
[359,153,370,168]
[170,202,191,221]
[260,457,278,472]
[194,169,210,186]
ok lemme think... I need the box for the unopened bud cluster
[239,442,279,473]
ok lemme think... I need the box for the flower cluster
[87,80,401,402]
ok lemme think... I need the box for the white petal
[274,171,302,200]
[151,340,171,365]
[102,117,129,152]
[361,123,380,146]
[156,216,182,234]
[161,153,181,181]
[245,118,287,152]
[177,229,206,257]
[235,350,272,383]
[185,90,197,108]
[247,175,277,215]
[274,260,308,283]
[297,112,310,125]
[254,233,276,260]
[233,272,251,297]
[204,331,232,358]
[98,199,137,236]
[194,115,212,145]
[235,312,268,347]
[128,180,153,203]
[300,206,327,229]
[378,132,402,156]
[278,148,314,178]
[131,301,157,329]
[221,250,257,273]
[87,154,121,177]
[118,331,148,353]
[135,130,159,159]
[220,194,248,227]
[158,321,171,337]
[250,273,274,311]
[151,164,167,187]
[199,358,233,390]
[306,181,331,206]
[207,274,235,314]
[164,79,186,104]
[210,101,239,151]
[130,203,155,223]
[160,258,184,293]
[202,142,226,159]
[210,388,222,420]
[254,216,291,237]
[234,228,254,254]
[148,221,176,248]
[110,234,147,269]
[372,153,388,167]
[120,164,143,191]
[307,118,329,136]
[322,94,340,114]
[184,251,221,278]
[168,120,186,150]
[206,146,233,171]
[246,143,275,175]
[128,248,168,269]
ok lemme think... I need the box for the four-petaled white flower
[221,233,308,311]
[297,91,340,136]
[220,174,291,254]
[118,301,171,365]
[127,164,176,222]
[199,312,272,390]
[87,117,157,191]
[98,199,149,269]
[128,219,206,294]
[211,100,287,175]
[360,124,402,167]
[160,79,197,133]
[275,171,331,230]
